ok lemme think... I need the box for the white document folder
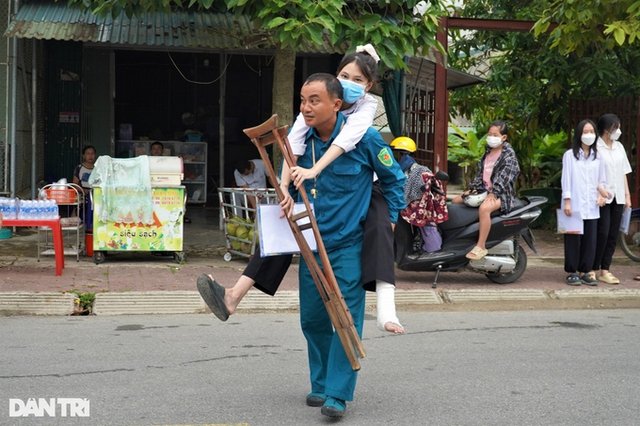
[258,203,318,256]
[556,209,583,234]
[620,207,632,234]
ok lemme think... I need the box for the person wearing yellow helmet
[390,136,416,152]
[390,136,419,174]
[390,137,444,253]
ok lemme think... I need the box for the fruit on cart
[231,240,242,251]
[241,243,251,254]
[248,228,257,242]
[236,225,249,240]
[226,221,239,236]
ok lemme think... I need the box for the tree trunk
[271,46,296,176]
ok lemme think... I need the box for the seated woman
[72,145,96,230]
[451,120,520,260]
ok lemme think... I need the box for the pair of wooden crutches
[243,114,366,371]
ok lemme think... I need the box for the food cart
[218,187,278,261]
[90,156,186,264]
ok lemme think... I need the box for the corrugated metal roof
[406,56,485,92]
[5,1,481,90]
[4,0,345,53]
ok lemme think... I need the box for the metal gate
[404,79,436,171]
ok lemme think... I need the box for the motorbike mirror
[435,170,449,182]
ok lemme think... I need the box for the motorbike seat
[439,198,527,231]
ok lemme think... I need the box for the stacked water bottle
[0,198,18,219]
[0,197,59,220]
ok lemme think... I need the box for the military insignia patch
[378,147,393,166]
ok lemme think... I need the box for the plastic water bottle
[22,200,32,220]
[36,200,44,220]
[7,198,16,220]
[52,200,59,219]
[45,200,54,219]
[17,200,25,220]
[42,200,49,220]
[26,200,34,220]
[34,200,41,219]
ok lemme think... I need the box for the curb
[2,288,640,316]
[0,292,78,315]
[93,291,206,315]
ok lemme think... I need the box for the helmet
[390,136,416,153]
[462,191,487,207]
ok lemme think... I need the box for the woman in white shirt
[590,114,632,284]
[561,119,610,286]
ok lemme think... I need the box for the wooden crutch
[243,114,366,371]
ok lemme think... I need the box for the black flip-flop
[196,274,229,321]
[634,275,640,281]
[184,217,192,224]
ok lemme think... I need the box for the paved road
[1,310,639,426]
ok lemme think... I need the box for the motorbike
[618,207,640,262]
[394,171,548,288]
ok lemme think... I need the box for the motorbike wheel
[618,216,640,262]
[486,245,527,284]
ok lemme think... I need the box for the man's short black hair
[235,159,251,174]
[151,141,164,150]
[304,73,343,101]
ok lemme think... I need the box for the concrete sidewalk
[1,205,640,315]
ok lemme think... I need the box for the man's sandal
[466,246,488,260]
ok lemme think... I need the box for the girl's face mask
[338,79,366,104]
[486,136,503,148]
[610,128,622,141]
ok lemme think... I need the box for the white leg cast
[376,281,404,333]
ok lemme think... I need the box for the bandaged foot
[376,281,404,334]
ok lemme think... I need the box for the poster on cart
[93,187,185,251]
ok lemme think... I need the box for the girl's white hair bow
[355,44,380,63]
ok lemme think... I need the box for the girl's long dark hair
[597,113,621,136]
[572,119,598,160]
[337,51,379,85]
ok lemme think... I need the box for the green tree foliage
[533,0,640,56]
[447,0,640,189]
[70,0,446,70]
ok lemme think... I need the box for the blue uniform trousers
[299,241,365,402]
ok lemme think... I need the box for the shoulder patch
[377,147,393,167]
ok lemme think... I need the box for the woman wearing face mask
[561,119,610,286]
[588,114,632,284]
[451,120,520,260]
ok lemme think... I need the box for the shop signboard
[92,187,185,251]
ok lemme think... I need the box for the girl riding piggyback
[285,44,405,334]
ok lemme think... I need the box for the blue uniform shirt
[295,113,405,252]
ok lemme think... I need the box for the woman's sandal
[466,246,488,260]
[634,275,640,282]
[597,272,620,284]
